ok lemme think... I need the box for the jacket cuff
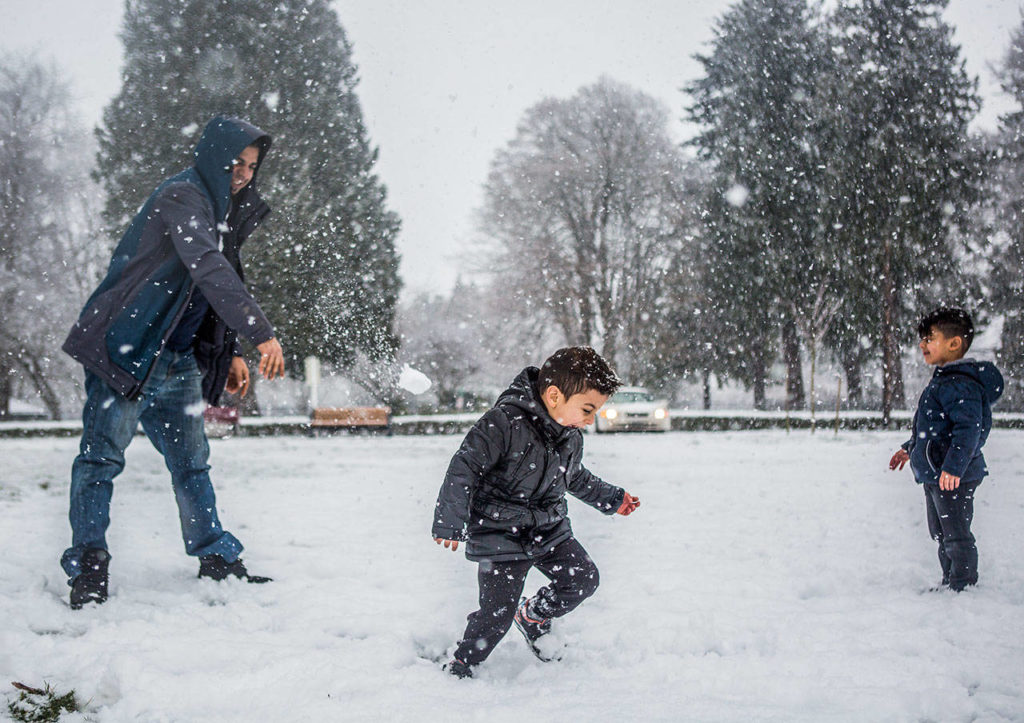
[941,455,970,478]
[244,326,275,348]
[603,488,626,515]
[431,527,466,541]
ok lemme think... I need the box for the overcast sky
[4,0,1020,296]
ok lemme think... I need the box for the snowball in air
[725,184,749,207]
[398,364,432,395]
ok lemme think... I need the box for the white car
[595,387,671,433]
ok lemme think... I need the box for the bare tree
[478,77,690,377]
[790,284,842,431]
[398,285,483,410]
[0,54,103,418]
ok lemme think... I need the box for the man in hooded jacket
[60,116,285,609]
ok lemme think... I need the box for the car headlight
[605,409,618,420]
[654,408,667,419]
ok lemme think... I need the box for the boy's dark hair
[917,307,974,351]
[537,346,621,399]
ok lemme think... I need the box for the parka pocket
[925,440,947,474]
[507,442,534,480]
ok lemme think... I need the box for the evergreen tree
[820,0,983,423]
[686,0,828,410]
[95,0,401,385]
[991,13,1024,407]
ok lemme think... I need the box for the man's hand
[434,537,460,552]
[225,356,251,398]
[939,471,961,491]
[889,448,909,471]
[617,492,640,516]
[257,337,285,380]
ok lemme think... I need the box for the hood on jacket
[935,358,1004,406]
[497,367,576,445]
[193,116,272,221]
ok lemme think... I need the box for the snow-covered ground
[1,430,1022,722]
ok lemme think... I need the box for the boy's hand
[617,493,640,516]
[889,449,909,470]
[434,537,459,552]
[939,471,961,491]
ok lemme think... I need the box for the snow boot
[198,555,271,583]
[513,596,558,662]
[70,548,110,610]
[443,659,474,679]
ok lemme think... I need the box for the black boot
[70,548,110,610]
[197,555,271,584]
[513,596,558,661]
[443,659,474,679]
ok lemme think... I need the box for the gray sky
[4,0,1020,296]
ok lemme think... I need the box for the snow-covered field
[1,430,1022,722]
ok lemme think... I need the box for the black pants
[924,480,981,591]
[454,537,599,666]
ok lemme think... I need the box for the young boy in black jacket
[889,308,1003,591]
[432,347,640,677]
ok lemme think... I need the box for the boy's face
[919,326,964,366]
[539,385,609,428]
[230,145,260,195]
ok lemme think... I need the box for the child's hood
[934,358,1004,405]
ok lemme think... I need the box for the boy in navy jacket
[889,308,1003,591]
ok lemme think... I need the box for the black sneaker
[513,596,557,662]
[70,548,110,610]
[198,555,272,584]
[443,659,473,679]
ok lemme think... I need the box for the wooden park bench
[309,406,391,435]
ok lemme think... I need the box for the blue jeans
[61,350,242,581]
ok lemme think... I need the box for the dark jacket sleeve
[941,378,984,477]
[567,462,625,515]
[154,183,275,346]
[432,408,510,540]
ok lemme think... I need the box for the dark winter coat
[63,116,275,404]
[902,358,1004,486]
[432,367,625,562]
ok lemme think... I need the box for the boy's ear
[540,384,563,407]
[949,335,963,352]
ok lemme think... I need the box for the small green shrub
[7,682,80,723]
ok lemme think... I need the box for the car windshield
[611,391,654,403]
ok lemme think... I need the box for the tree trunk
[702,369,712,410]
[0,369,10,418]
[751,339,767,411]
[998,312,1024,407]
[842,351,863,408]
[880,236,899,427]
[782,315,805,410]
[17,355,63,419]
[891,348,905,409]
